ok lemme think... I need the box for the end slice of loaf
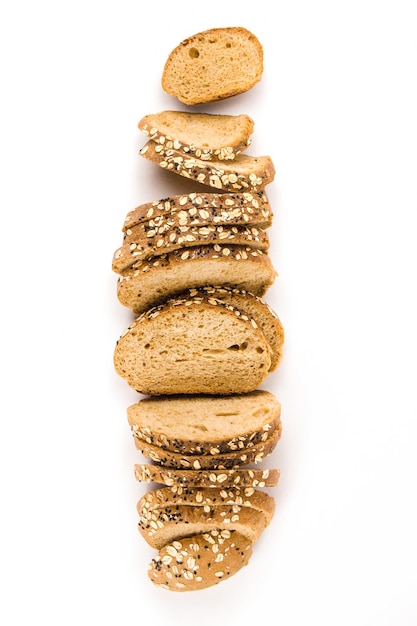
[113,296,272,395]
[138,503,267,549]
[138,111,254,160]
[122,191,273,231]
[112,222,269,273]
[127,390,281,456]
[117,245,277,315]
[148,530,253,591]
[161,27,264,105]
[139,140,275,193]
[134,465,280,489]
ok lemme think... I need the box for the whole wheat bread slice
[127,390,281,456]
[139,140,275,193]
[122,191,273,231]
[138,111,254,160]
[138,503,267,549]
[134,425,281,470]
[148,530,253,591]
[161,27,264,105]
[116,245,277,315]
[113,295,272,395]
[138,486,275,527]
[112,222,269,273]
[134,465,280,489]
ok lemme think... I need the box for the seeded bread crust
[113,296,272,395]
[123,216,269,247]
[138,486,276,526]
[117,245,277,315]
[148,530,253,591]
[161,27,264,105]
[139,140,275,193]
[134,465,280,489]
[127,390,281,456]
[134,425,281,469]
[138,111,254,161]
[122,191,273,231]
[112,222,269,273]
[138,503,267,549]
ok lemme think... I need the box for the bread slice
[112,222,269,273]
[122,191,273,231]
[122,215,270,248]
[134,465,280,489]
[139,140,275,193]
[113,295,272,395]
[133,425,281,470]
[148,530,253,591]
[137,486,275,527]
[127,390,281,456]
[117,245,277,315]
[138,503,267,549]
[161,27,264,105]
[138,111,254,160]
[183,286,284,372]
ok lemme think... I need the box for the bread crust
[117,245,277,315]
[112,222,269,273]
[122,191,273,231]
[138,503,267,548]
[134,425,281,469]
[138,111,254,160]
[128,390,281,456]
[134,465,280,489]
[148,530,253,591]
[139,140,275,193]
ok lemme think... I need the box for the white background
[1,1,416,624]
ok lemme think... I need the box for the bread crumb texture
[162,27,264,105]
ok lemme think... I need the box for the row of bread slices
[130,391,281,591]
[112,111,284,591]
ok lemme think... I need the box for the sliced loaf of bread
[116,245,277,314]
[148,530,253,591]
[113,295,272,395]
[122,191,273,231]
[139,140,275,193]
[161,27,264,105]
[134,465,280,489]
[138,111,254,160]
[127,390,281,455]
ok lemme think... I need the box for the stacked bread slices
[112,109,284,591]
